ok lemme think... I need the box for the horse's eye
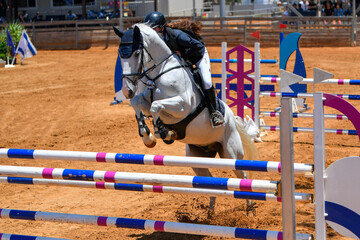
[134,50,140,57]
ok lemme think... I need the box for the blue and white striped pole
[0,233,71,240]
[0,148,313,174]
[260,92,360,100]
[210,59,278,64]
[0,165,279,193]
[0,208,313,240]
[261,126,358,136]
[0,176,312,202]
[261,111,348,120]
[261,77,360,86]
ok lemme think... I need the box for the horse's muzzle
[122,76,138,99]
[122,87,135,99]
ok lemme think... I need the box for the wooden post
[8,0,13,21]
[119,0,123,29]
[32,22,36,45]
[351,0,356,46]
[297,18,300,32]
[82,0,86,20]
[244,18,247,45]
[114,0,119,18]
[13,0,18,22]
[220,0,226,27]
[75,21,78,49]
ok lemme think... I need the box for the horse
[113,23,259,212]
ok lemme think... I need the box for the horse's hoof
[143,134,157,148]
[144,139,157,148]
[163,139,174,144]
[145,141,157,148]
[167,130,177,140]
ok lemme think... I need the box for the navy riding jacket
[163,27,205,65]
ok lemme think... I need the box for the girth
[163,99,206,140]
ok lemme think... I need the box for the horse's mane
[133,23,172,56]
[133,23,154,35]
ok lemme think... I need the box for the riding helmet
[144,11,166,28]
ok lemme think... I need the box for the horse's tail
[234,116,260,161]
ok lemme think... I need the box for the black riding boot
[204,87,224,127]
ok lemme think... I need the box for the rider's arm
[176,30,204,54]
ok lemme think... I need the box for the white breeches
[196,48,213,90]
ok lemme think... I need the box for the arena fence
[1,16,359,49]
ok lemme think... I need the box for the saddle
[162,64,225,141]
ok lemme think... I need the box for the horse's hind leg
[219,131,256,216]
[186,144,217,214]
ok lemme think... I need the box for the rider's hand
[175,50,181,57]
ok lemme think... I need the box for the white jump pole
[0,148,313,174]
[280,97,296,239]
[0,208,314,239]
[254,42,261,128]
[0,233,71,240]
[314,92,327,239]
[0,165,279,193]
[0,176,312,202]
[221,42,227,104]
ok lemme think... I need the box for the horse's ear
[134,26,141,42]
[113,26,123,38]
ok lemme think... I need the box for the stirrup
[210,111,224,127]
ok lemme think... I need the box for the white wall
[19,0,204,20]
[20,0,100,20]
[168,0,203,16]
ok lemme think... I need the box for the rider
[144,11,224,127]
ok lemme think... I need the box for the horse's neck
[144,35,178,76]
[142,31,199,102]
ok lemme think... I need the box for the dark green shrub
[0,22,25,61]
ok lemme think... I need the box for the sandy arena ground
[0,45,359,240]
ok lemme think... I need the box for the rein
[140,47,187,87]
[121,44,185,88]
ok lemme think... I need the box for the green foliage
[0,22,25,61]
[0,31,6,61]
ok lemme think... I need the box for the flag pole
[11,30,24,65]
[10,55,16,65]
[5,47,15,68]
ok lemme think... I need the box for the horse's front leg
[150,96,186,141]
[130,93,156,148]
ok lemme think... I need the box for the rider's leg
[196,48,224,127]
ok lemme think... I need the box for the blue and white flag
[16,30,37,62]
[6,29,15,57]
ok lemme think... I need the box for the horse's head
[113,25,144,99]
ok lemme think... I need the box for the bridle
[120,37,185,88]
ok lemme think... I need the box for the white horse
[113,23,259,211]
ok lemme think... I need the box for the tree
[0,22,24,61]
